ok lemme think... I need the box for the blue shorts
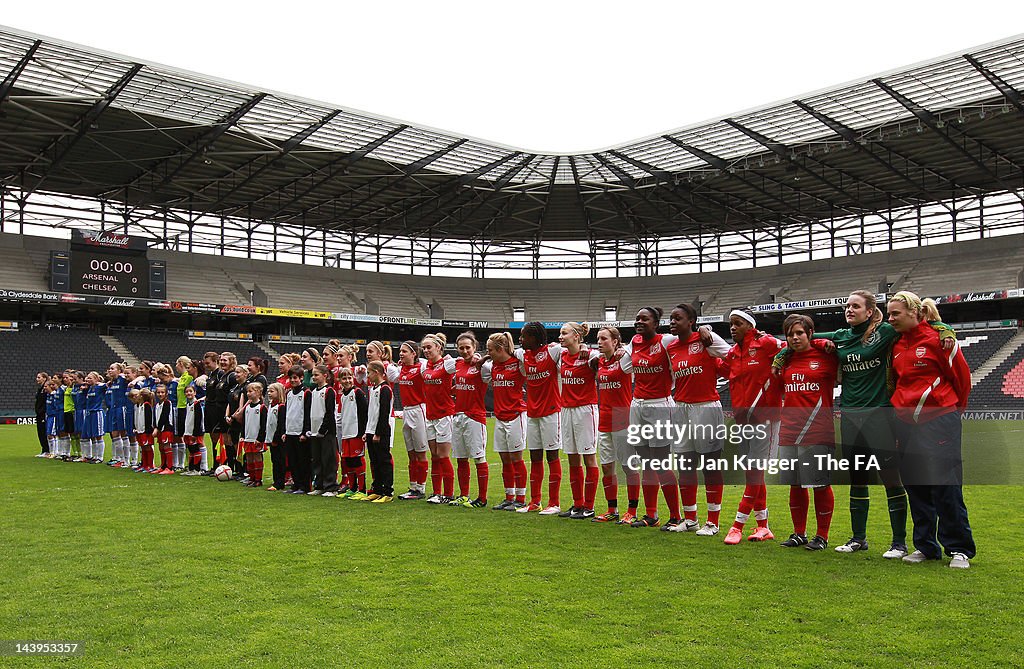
[46,415,59,436]
[106,406,130,433]
[81,411,105,439]
[74,410,87,435]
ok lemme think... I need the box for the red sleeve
[946,342,972,411]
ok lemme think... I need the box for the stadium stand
[971,338,1024,408]
[4,232,1022,325]
[0,324,118,412]
[111,328,271,370]
[959,328,1018,372]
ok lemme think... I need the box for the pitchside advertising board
[50,230,166,299]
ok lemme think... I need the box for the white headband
[729,309,756,328]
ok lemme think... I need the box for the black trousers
[269,441,287,489]
[286,434,312,492]
[367,431,394,496]
[896,412,976,559]
[36,414,48,452]
[311,434,340,492]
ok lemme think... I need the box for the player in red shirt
[623,306,682,529]
[514,322,564,515]
[721,308,783,545]
[557,322,601,519]
[389,341,430,500]
[591,326,638,524]
[448,332,491,508]
[487,332,528,511]
[421,333,456,504]
[887,291,974,568]
[665,303,731,536]
[776,315,839,551]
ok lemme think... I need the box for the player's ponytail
[921,298,941,323]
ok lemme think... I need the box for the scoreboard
[71,249,148,296]
[50,230,165,299]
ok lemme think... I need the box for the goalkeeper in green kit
[774,289,955,558]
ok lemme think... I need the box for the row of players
[34,289,976,568]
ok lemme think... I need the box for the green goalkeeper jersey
[774,320,955,409]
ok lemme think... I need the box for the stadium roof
[1,24,1024,246]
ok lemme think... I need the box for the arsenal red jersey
[779,347,839,446]
[517,343,562,418]
[597,354,632,432]
[422,358,455,419]
[452,358,490,424]
[387,361,427,408]
[490,356,526,421]
[626,333,676,400]
[668,332,730,404]
[560,348,599,408]
[722,329,783,423]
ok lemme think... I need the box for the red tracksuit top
[723,329,782,423]
[890,319,971,423]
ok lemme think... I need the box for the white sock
[130,440,139,466]
[200,446,208,470]
[95,438,105,461]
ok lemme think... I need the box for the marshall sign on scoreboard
[57,229,162,298]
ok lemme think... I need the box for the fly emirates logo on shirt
[842,352,881,373]
[785,373,820,393]
[673,360,703,379]
[526,365,551,382]
[634,357,664,375]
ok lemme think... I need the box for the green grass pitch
[1,421,1022,668]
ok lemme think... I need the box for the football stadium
[2,18,1023,667]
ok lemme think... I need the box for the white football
[214,464,233,481]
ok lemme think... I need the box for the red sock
[641,470,659,518]
[679,469,699,522]
[339,461,349,488]
[475,461,489,501]
[749,470,768,527]
[408,459,416,487]
[415,459,429,486]
[626,470,642,511]
[253,454,264,484]
[659,469,681,520]
[161,445,172,470]
[583,465,599,511]
[514,459,527,503]
[441,457,454,497]
[501,462,515,500]
[457,459,471,497]
[569,464,584,508]
[705,470,724,526]
[547,458,562,508]
[732,481,759,531]
[529,459,544,505]
[789,486,809,535]
[814,486,835,540]
[430,457,442,494]
[602,472,618,512]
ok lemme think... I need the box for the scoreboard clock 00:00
[70,249,150,297]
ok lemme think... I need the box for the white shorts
[402,403,429,453]
[427,414,453,444]
[628,397,675,449]
[671,400,725,455]
[494,414,526,453]
[526,413,561,451]
[598,430,634,466]
[561,405,597,456]
[736,419,781,461]
[452,414,487,460]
